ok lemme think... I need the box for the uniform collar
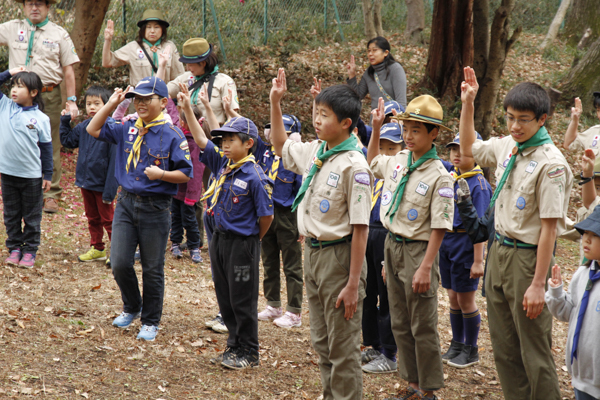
[521,145,542,157]
[21,105,38,111]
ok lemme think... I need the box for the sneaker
[273,311,301,329]
[442,339,464,363]
[5,249,22,266]
[221,346,259,370]
[258,305,282,321]
[219,346,238,365]
[171,243,183,259]
[105,258,111,269]
[361,354,397,374]
[205,313,222,328]
[78,246,107,262]
[137,324,159,341]
[210,352,224,365]
[190,248,202,263]
[212,316,229,334]
[447,344,479,369]
[385,386,423,400]
[361,347,382,364]
[179,242,188,251]
[43,198,59,213]
[18,253,36,269]
[112,310,141,329]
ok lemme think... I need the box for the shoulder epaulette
[168,124,185,139]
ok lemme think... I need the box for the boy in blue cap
[439,132,492,369]
[361,122,402,374]
[87,76,193,341]
[256,115,304,329]
[179,85,274,369]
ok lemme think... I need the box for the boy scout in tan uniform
[563,93,600,155]
[368,96,453,400]
[460,68,572,400]
[270,69,371,400]
[0,0,80,212]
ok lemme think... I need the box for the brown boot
[43,198,59,213]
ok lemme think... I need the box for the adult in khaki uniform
[102,10,184,87]
[563,93,600,155]
[0,0,80,213]
[368,96,453,400]
[167,38,239,125]
[460,68,572,400]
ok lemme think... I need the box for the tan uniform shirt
[0,19,79,86]
[106,40,184,86]
[282,139,373,241]
[569,125,600,154]
[370,151,454,240]
[167,71,239,124]
[473,136,573,244]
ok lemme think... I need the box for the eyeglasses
[24,1,46,8]
[133,96,159,105]
[505,114,536,126]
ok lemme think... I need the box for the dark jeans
[362,225,397,353]
[195,200,205,248]
[170,198,200,249]
[1,174,43,255]
[111,191,171,326]
[210,231,260,351]
[575,389,599,400]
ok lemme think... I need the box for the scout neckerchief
[386,146,439,223]
[488,126,554,210]
[141,38,162,75]
[200,176,217,202]
[292,134,362,212]
[126,112,167,173]
[206,154,256,213]
[190,66,219,105]
[451,165,484,181]
[371,179,384,210]
[25,17,49,67]
[571,261,600,364]
[373,72,394,102]
[268,146,280,181]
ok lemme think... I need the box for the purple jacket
[174,128,204,204]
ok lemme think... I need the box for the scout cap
[179,38,213,64]
[15,0,58,3]
[137,10,170,28]
[393,94,451,131]
[380,122,403,143]
[125,76,169,99]
[384,100,405,116]
[264,114,301,134]
[446,131,483,148]
[575,206,600,237]
[211,117,258,139]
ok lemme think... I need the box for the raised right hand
[581,148,596,178]
[346,55,356,79]
[572,97,582,120]
[269,68,287,103]
[104,20,114,41]
[461,66,479,104]
[547,264,562,288]
[108,86,128,107]
[177,82,192,108]
[309,77,322,99]
[371,97,385,131]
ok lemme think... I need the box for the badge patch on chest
[502,152,513,168]
[516,196,526,210]
[593,135,599,148]
[320,199,330,213]
[154,159,161,166]
[232,196,239,204]
[327,172,340,188]
[137,49,145,59]
[381,191,392,206]
[525,160,538,174]
[415,181,430,196]
[18,30,24,41]
[234,179,248,190]
[407,209,418,221]
[30,118,37,125]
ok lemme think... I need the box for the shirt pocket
[401,189,430,225]
[38,40,60,63]
[511,179,536,224]
[148,148,170,168]
[274,169,295,201]
[309,182,345,223]
[224,179,250,213]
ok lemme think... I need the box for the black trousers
[1,174,43,254]
[210,231,260,351]
[170,198,201,249]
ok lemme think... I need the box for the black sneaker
[213,346,237,365]
[447,344,479,368]
[221,346,259,370]
[441,340,464,363]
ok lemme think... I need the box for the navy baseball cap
[575,205,600,237]
[446,131,483,148]
[211,117,258,139]
[380,122,403,144]
[264,114,301,133]
[384,101,405,117]
[125,76,169,99]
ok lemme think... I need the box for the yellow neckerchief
[206,154,256,212]
[450,164,484,181]
[126,112,167,173]
[201,177,217,202]
[268,146,280,181]
[371,179,384,210]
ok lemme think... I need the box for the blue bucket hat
[575,205,600,237]
[125,76,169,99]
[446,131,483,148]
[380,122,403,144]
[211,117,258,139]
[384,101,405,117]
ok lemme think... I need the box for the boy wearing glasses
[87,77,193,341]
[459,67,573,399]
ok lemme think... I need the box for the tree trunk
[473,0,521,139]
[373,0,384,37]
[539,0,572,50]
[559,35,600,113]
[419,0,474,103]
[404,0,425,44]
[362,0,376,39]
[71,0,112,96]
[472,0,490,81]
[564,0,600,46]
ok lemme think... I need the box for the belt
[449,228,467,234]
[495,233,537,249]
[308,235,352,249]
[121,189,171,201]
[41,84,57,93]
[389,232,425,243]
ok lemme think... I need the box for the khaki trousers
[41,87,63,199]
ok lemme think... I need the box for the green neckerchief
[142,38,162,75]
[386,145,439,223]
[291,134,362,212]
[488,126,554,210]
[25,17,49,67]
[191,65,219,105]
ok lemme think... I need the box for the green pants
[260,206,303,313]
[41,87,63,200]
[384,236,444,391]
[305,240,366,400]
[486,241,561,400]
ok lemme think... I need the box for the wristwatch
[67,96,77,102]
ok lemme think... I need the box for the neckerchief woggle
[142,38,162,76]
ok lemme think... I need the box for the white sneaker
[258,305,282,321]
[273,311,302,329]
